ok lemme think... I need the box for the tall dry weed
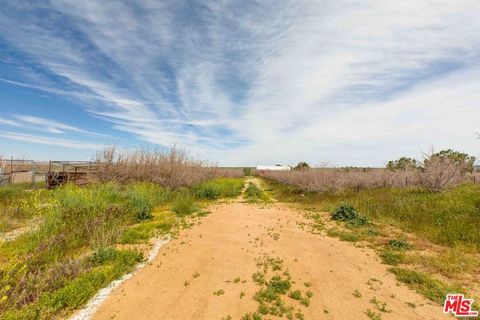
[95,147,241,188]
[262,151,476,192]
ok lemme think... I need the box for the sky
[0,0,479,167]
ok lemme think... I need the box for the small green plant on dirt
[300,296,310,307]
[387,239,412,251]
[289,290,302,300]
[295,311,305,319]
[241,313,262,320]
[353,289,362,298]
[213,289,225,296]
[332,204,369,227]
[365,309,382,320]
[240,291,246,299]
[370,296,391,313]
[380,249,405,266]
[366,278,383,291]
[193,272,200,278]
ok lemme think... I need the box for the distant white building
[256,165,291,172]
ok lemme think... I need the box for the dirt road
[92,193,446,319]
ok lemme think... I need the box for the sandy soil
[92,199,446,320]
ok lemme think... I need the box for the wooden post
[10,156,13,184]
[32,164,36,190]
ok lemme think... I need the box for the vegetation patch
[387,239,412,251]
[332,204,369,227]
[172,190,199,216]
[388,267,464,304]
[192,178,244,200]
[265,179,480,250]
[244,183,271,203]
[365,309,382,320]
[327,228,364,242]
[0,177,244,319]
[380,249,405,266]
[244,255,312,319]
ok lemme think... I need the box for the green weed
[266,180,480,249]
[389,267,463,304]
[192,178,243,200]
[353,289,362,298]
[387,239,412,251]
[380,249,405,266]
[172,190,198,216]
[365,309,382,320]
[327,228,364,242]
[244,183,271,203]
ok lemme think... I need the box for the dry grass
[95,147,242,188]
[262,152,478,193]
[261,168,418,192]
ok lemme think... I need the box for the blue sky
[0,1,479,166]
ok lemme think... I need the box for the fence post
[32,164,37,190]
[10,156,13,184]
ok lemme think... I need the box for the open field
[0,175,244,319]
[90,184,444,320]
[261,176,480,311]
[1,148,479,319]
[2,1,480,318]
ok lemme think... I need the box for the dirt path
[92,192,446,319]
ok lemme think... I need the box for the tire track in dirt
[91,195,446,319]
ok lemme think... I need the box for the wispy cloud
[0,1,479,164]
[14,115,89,134]
[0,132,104,150]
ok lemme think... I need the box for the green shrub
[172,190,198,216]
[332,204,369,227]
[123,183,170,221]
[88,247,117,265]
[289,290,302,300]
[192,178,243,200]
[243,168,252,176]
[193,183,221,200]
[332,203,358,220]
[388,239,412,251]
[381,250,405,266]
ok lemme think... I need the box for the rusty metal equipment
[46,161,97,189]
